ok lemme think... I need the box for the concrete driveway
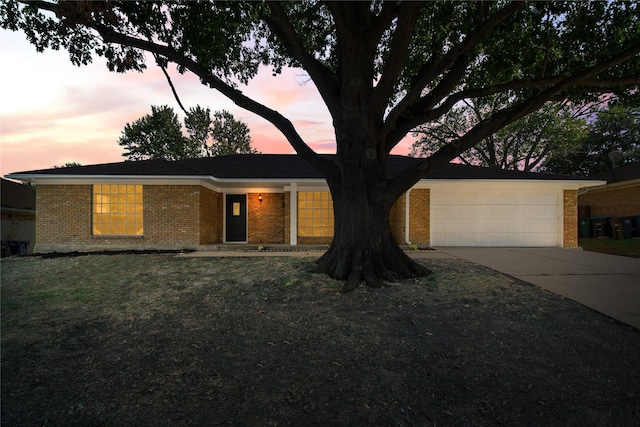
[427,247,640,330]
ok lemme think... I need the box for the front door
[225,194,247,242]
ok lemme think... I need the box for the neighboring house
[1,178,36,255]
[578,162,640,238]
[5,154,603,253]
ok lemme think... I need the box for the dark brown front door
[225,194,247,242]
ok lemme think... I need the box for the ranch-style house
[6,154,604,253]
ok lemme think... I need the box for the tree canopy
[3,2,637,179]
[3,1,639,291]
[541,105,640,176]
[118,105,202,161]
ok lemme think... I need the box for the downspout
[405,189,412,245]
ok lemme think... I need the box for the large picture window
[298,191,334,237]
[93,184,143,235]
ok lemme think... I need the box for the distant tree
[209,110,259,156]
[541,105,640,176]
[118,105,201,161]
[120,105,258,160]
[53,162,82,168]
[184,107,259,157]
[183,105,213,155]
[412,99,589,172]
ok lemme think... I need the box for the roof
[6,154,589,182]
[590,162,640,184]
[1,178,36,211]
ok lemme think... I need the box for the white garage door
[430,185,560,247]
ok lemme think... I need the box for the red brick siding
[563,190,578,248]
[247,192,285,244]
[578,184,640,218]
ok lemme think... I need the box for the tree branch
[386,57,640,151]
[383,2,525,138]
[370,2,422,114]
[265,2,341,112]
[386,41,640,199]
[154,54,188,116]
[91,24,332,175]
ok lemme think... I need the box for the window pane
[127,223,136,235]
[92,184,143,235]
[297,191,334,237]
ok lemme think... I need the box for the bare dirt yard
[2,253,639,426]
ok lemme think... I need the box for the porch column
[289,183,297,245]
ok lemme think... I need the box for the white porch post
[290,183,297,245]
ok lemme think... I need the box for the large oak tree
[2,1,638,292]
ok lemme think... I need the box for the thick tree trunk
[314,157,431,293]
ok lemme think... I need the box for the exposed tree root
[315,242,431,293]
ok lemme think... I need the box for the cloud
[2,137,123,174]
[2,28,416,178]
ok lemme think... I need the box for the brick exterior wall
[144,185,201,246]
[578,183,640,218]
[388,190,431,246]
[36,185,93,246]
[35,184,227,252]
[200,187,222,244]
[247,192,285,244]
[297,235,333,245]
[409,189,430,246]
[563,189,578,248]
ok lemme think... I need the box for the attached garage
[429,181,570,247]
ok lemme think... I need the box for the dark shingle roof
[7,154,588,181]
[1,178,36,210]
[590,162,640,183]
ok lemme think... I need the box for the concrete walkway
[180,246,640,330]
[430,248,640,330]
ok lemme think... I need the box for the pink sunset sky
[0,29,415,177]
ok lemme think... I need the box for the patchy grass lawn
[579,237,640,258]
[2,254,639,426]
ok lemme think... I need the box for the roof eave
[4,173,328,186]
[6,174,604,189]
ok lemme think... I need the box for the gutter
[576,179,611,196]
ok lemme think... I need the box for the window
[93,184,143,235]
[298,191,334,237]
